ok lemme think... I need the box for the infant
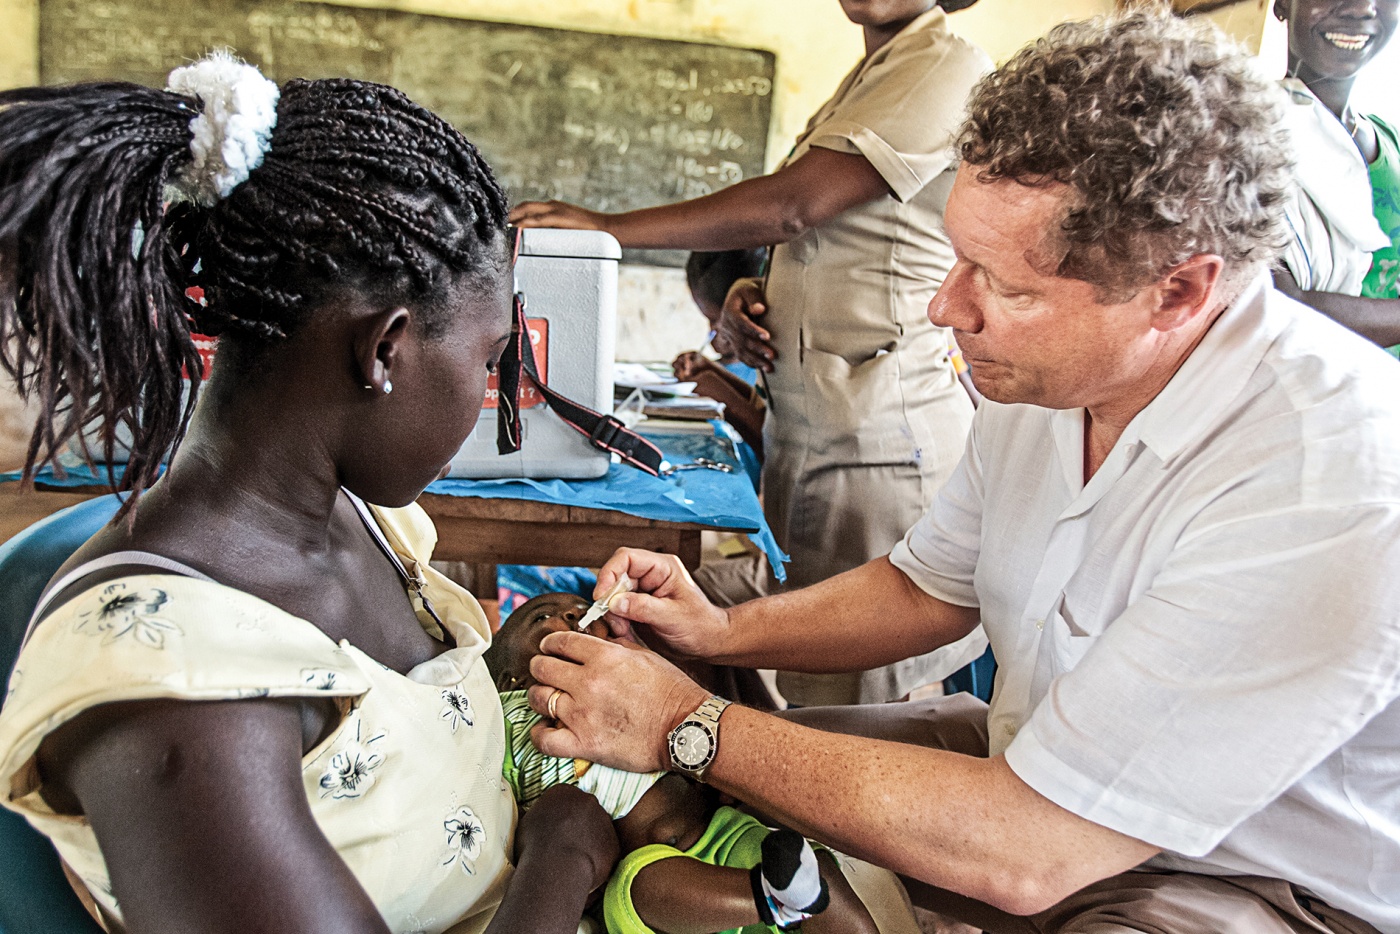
[483,593,879,934]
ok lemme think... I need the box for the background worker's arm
[672,353,766,454]
[510,147,890,251]
[1272,267,1400,347]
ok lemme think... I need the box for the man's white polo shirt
[890,275,1400,931]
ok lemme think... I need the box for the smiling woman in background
[1273,0,1400,354]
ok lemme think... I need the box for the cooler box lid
[518,227,621,261]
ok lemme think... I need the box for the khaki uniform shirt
[706,9,991,705]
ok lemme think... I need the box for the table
[1,485,722,563]
[0,423,782,601]
[0,485,732,620]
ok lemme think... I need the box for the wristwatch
[667,695,731,782]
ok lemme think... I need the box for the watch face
[671,723,714,768]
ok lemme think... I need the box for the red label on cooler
[181,286,217,380]
[482,318,548,410]
[191,334,217,379]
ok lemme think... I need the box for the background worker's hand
[509,200,608,230]
[718,277,777,372]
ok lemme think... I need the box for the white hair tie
[165,51,280,207]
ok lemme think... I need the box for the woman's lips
[1323,31,1374,51]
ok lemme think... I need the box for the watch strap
[671,695,731,782]
[692,695,730,730]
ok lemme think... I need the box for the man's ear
[1273,0,1288,22]
[1149,254,1225,334]
[353,307,412,393]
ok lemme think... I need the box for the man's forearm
[701,707,1158,915]
[710,557,980,672]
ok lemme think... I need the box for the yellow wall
[0,0,1157,363]
[0,0,36,90]
[2,0,1134,170]
[956,0,1113,62]
[1197,0,1271,55]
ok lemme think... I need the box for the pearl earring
[383,380,393,395]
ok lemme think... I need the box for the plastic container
[445,228,620,480]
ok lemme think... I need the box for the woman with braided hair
[0,54,619,934]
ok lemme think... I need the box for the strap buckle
[589,415,626,453]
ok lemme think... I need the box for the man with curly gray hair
[526,12,1400,932]
[957,10,1293,305]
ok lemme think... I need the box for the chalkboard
[38,0,776,266]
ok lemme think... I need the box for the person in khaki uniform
[513,0,991,706]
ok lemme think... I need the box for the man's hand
[592,548,734,659]
[527,633,709,773]
[718,277,776,372]
[509,200,608,231]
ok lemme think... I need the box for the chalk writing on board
[39,0,775,266]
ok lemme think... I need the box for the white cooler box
[446,228,620,480]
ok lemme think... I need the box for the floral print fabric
[0,502,516,934]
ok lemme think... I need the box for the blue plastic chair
[0,494,121,934]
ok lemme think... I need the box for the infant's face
[496,593,607,690]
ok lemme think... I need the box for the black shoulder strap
[495,239,663,476]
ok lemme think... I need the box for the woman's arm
[509,147,890,251]
[1272,267,1400,347]
[43,697,392,934]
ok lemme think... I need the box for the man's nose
[928,261,983,333]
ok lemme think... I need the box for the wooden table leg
[470,563,500,630]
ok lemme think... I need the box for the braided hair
[0,76,509,508]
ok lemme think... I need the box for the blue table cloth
[3,421,787,581]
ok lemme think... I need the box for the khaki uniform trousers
[782,696,1383,934]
